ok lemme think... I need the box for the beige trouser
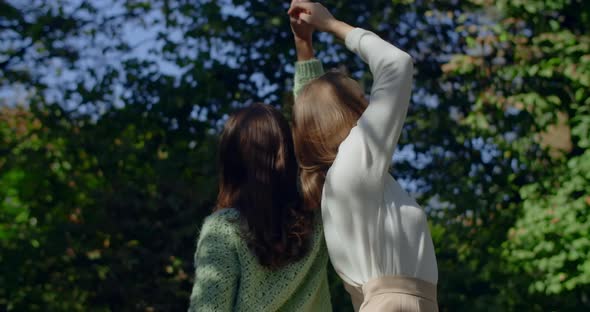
[343,276,438,312]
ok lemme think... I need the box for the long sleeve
[344,27,413,178]
[188,215,239,312]
[321,28,421,286]
[321,28,437,289]
[293,58,325,98]
[325,28,414,211]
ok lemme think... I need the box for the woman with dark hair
[187,104,331,311]
[288,2,438,311]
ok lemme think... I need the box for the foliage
[507,150,590,296]
[442,0,590,309]
[1,0,588,311]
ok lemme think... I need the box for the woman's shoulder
[200,208,241,238]
[209,207,240,219]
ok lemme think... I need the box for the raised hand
[287,2,354,41]
[287,2,335,33]
[289,0,314,42]
[289,0,315,61]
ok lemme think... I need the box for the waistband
[361,275,437,303]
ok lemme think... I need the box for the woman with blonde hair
[289,2,438,311]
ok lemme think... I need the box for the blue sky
[1,0,503,199]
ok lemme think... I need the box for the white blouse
[320,28,438,288]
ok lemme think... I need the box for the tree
[442,0,590,309]
[3,0,587,310]
[2,0,471,310]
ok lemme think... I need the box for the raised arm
[345,28,413,170]
[188,216,239,312]
[290,2,413,174]
[290,0,324,98]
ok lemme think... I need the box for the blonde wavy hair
[292,71,368,209]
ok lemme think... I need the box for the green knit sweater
[293,59,325,98]
[188,209,332,312]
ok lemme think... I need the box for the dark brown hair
[292,71,368,209]
[216,103,313,269]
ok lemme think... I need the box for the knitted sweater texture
[188,209,332,312]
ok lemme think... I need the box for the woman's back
[322,131,438,287]
[188,103,330,311]
[189,209,331,312]
[289,2,438,310]
[295,27,438,288]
